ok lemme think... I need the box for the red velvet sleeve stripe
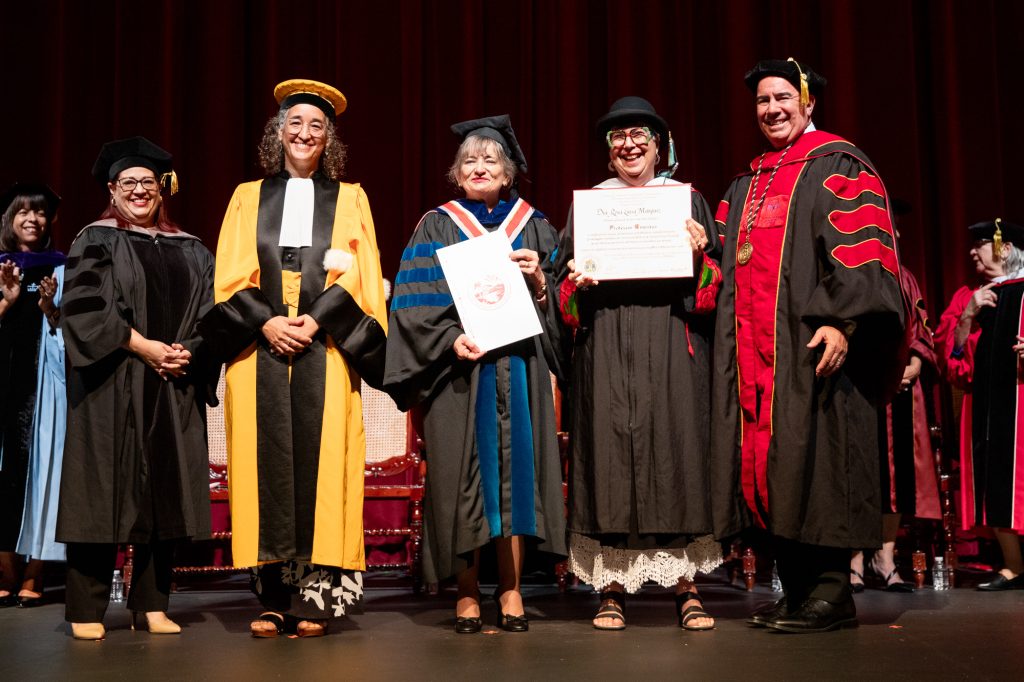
[823,171,885,201]
[827,204,895,238]
[831,240,899,276]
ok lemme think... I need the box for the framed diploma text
[572,184,693,280]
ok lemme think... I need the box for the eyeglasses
[606,126,653,148]
[285,119,326,138]
[116,177,161,193]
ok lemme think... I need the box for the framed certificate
[435,229,543,352]
[572,184,693,280]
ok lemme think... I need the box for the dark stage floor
[1,575,1021,681]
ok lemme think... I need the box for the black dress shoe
[454,616,483,634]
[748,597,790,627]
[493,593,528,632]
[977,573,1024,591]
[765,597,857,633]
[496,612,529,632]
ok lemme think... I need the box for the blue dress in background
[17,264,66,561]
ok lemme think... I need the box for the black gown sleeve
[61,227,132,369]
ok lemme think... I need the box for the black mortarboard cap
[91,136,174,186]
[450,114,528,174]
[0,182,61,216]
[594,96,669,143]
[745,59,827,97]
[968,219,1024,245]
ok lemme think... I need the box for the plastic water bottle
[932,557,948,591]
[110,570,125,602]
[771,563,783,592]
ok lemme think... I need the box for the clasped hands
[567,218,708,290]
[262,314,320,357]
[126,329,191,380]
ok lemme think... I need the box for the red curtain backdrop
[3,0,1022,317]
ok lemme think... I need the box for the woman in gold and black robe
[200,80,387,638]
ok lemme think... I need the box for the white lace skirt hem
[568,532,723,593]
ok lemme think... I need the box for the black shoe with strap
[593,591,626,631]
[675,591,714,631]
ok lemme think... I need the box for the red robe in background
[883,268,940,519]
[935,279,1024,532]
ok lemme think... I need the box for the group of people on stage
[2,58,1023,642]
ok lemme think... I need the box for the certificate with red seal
[436,229,543,352]
[572,184,693,280]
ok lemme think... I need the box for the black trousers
[65,541,176,622]
[774,537,852,606]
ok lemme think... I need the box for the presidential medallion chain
[737,142,794,265]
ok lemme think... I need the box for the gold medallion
[737,240,754,265]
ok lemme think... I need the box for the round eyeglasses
[606,126,653,148]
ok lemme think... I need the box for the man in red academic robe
[711,59,906,632]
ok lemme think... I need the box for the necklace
[737,142,794,265]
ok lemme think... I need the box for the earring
[608,161,615,172]
[110,195,115,206]
[655,153,661,164]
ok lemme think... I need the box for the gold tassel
[994,217,1003,259]
[787,57,810,109]
[161,170,179,195]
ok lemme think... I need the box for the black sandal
[593,591,626,631]
[675,591,714,631]
[850,569,866,593]
[250,612,286,638]
[879,568,914,593]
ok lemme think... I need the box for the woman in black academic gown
[56,137,216,640]
[385,116,567,633]
[556,97,723,631]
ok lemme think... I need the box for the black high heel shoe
[493,592,528,632]
[455,616,483,634]
[455,592,483,634]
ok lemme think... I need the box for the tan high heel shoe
[131,611,182,634]
[71,622,106,640]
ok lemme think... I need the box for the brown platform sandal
[295,619,328,638]
[250,612,285,638]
